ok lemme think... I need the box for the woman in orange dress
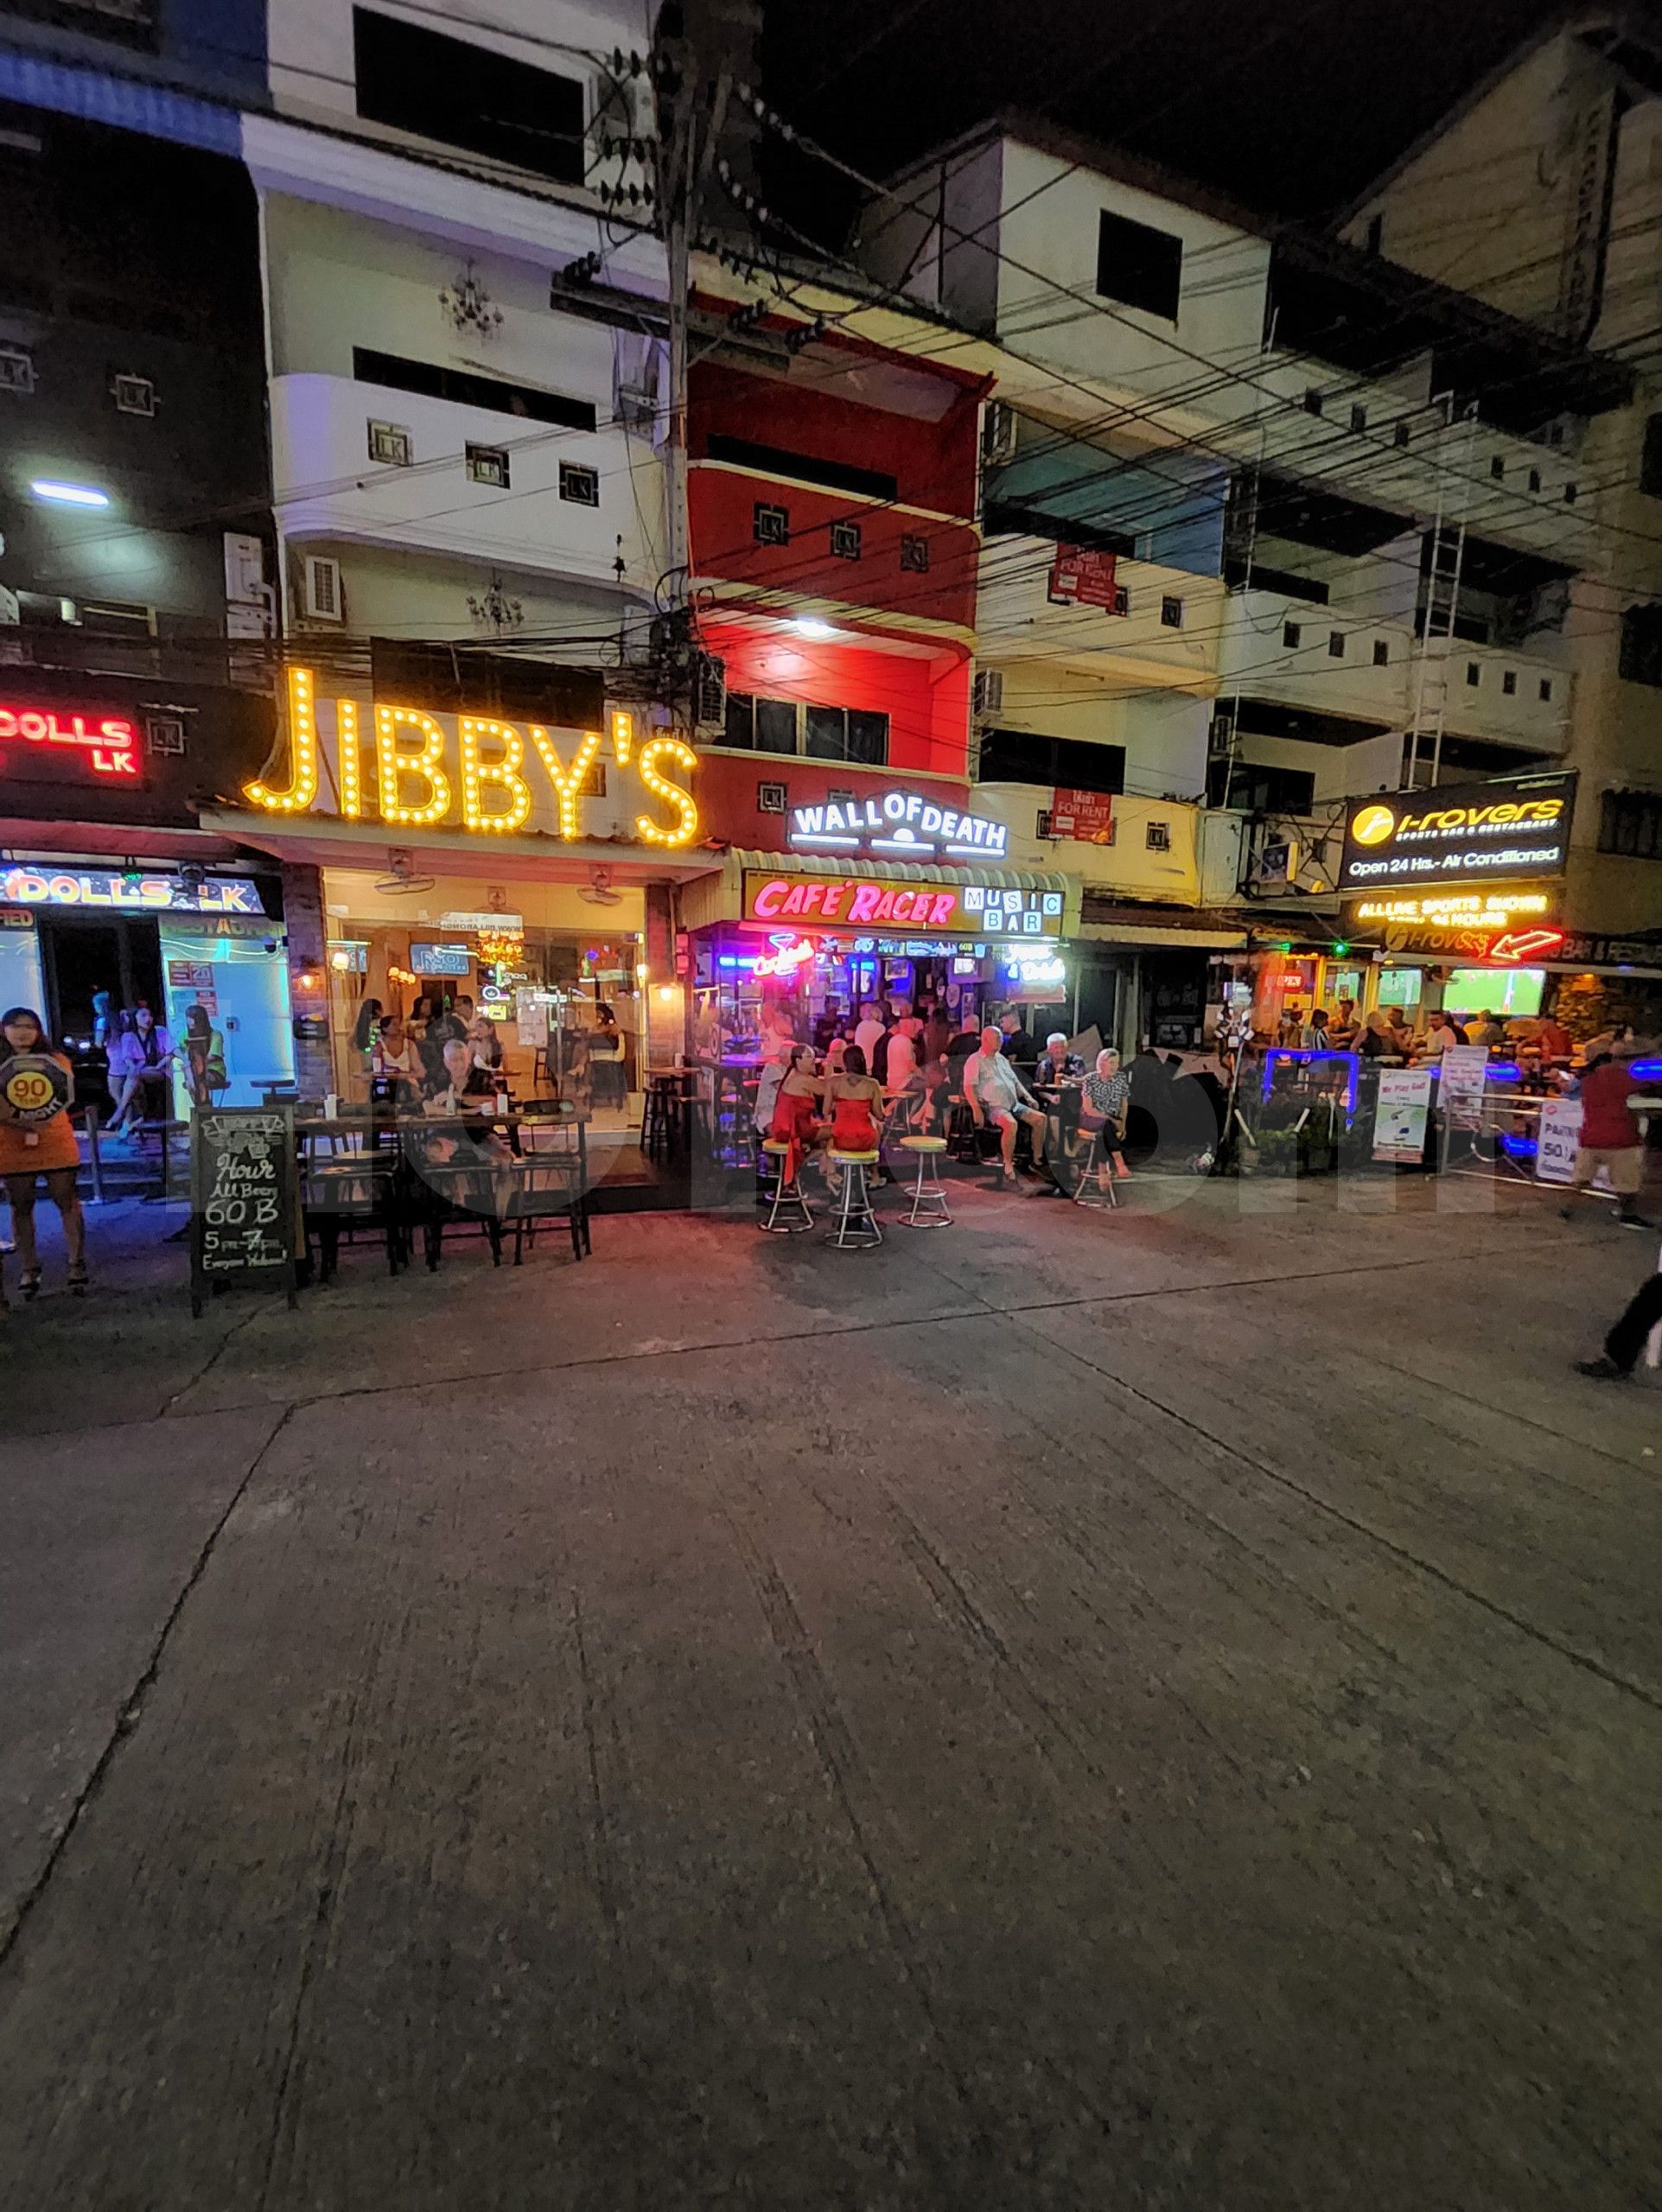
[0,1007,87,1306]
[767,1044,821,1188]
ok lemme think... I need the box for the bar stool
[825,1148,882,1249]
[897,1135,952,1228]
[759,1140,814,1232]
[1071,1128,1120,1209]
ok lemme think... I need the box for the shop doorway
[37,914,164,1043]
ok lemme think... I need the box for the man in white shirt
[962,1024,1049,1183]
[853,1001,887,1064]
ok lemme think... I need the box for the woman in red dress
[823,1046,884,1153]
[767,1045,822,1189]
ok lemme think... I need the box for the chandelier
[439,260,503,340]
[467,570,523,632]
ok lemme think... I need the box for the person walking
[1575,1265,1662,1380]
[0,1006,88,1306]
[1560,1037,1657,1229]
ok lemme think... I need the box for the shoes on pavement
[1573,1356,1630,1382]
[1615,1211,1653,1230]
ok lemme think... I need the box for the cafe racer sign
[743,870,1062,937]
[1339,772,1575,893]
[245,667,699,848]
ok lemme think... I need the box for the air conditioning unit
[981,400,1017,466]
[694,652,726,731]
[972,667,1003,716]
[303,555,343,623]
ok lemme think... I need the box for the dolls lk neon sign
[0,702,138,778]
[245,667,699,848]
[788,787,1007,859]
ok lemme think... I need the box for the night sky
[760,0,1662,243]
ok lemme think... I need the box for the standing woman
[0,1007,88,1305]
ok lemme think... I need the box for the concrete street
[1,1175,1659,2209]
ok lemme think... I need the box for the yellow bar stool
[825,1148,882,1249]
[897,1135,952,1227]
[759,1140,815,1232]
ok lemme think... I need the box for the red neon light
[0,703,139,778]
[1487,927,1565,963]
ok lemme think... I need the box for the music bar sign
[744,870,1062,937]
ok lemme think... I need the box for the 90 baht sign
[245,667,700,849]
[1339,772,1575,892]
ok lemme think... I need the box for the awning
[680,849,1079,934]
[1079,921,1248,951]
[197,807,722,887]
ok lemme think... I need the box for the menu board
[1372,1067,1433,1163]
[1535,1099,1582,1186]
[1438,1045,1490,1131]
[189,1106,298,1316]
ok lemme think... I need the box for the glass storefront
[320,867,647,1117]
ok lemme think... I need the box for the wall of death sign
[245,667,699,848]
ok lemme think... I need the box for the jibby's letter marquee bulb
[245,675,697,848]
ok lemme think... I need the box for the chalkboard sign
[189,1106,299,1317]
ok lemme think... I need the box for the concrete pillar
[279,861,332,1097]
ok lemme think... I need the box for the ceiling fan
[375,846,437,896]
[578,863,623,907]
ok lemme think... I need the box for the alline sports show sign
[1339,773,1576,893]
[1348,887,1564,963]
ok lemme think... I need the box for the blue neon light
[1633,1058,1662,1081]
[1485,1063,1522,1081]
[1261,1048,1360,1111]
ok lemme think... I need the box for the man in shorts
[1560,1036,1657,1230]
[962,1025,1049,1186]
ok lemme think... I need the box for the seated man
[1033,1031,1086,1090]
[962,1024,1049,1187]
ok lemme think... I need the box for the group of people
[93,998,229,1133]
[1278,996,1576,1065]
[354,993,506,1111]
[751,995,1137,1196]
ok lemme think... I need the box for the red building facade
[688,326,986,830]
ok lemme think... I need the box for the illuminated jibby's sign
[0,867,264,914]
[788,788,1007,860]
[245,668,699,849]
[1339,772,1576,891]
[742,870,1061,937]
[0,702,138,779]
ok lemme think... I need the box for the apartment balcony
[270,373,659,591]
[1217,589,1570,753]
[976,540,1223,692]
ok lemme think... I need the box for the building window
[1145,820,1171,852]
[1095,207,1182,321]
[1111,585,1130,616]
[1640,412,1662,496]
[1160,594,1183,627]
[1501,669,1517,696]
[352,5,584,183]
[1372,639,1389,666]
[1490,455,1506,480]
[1563,480,1578,504]
[558,461,599,507]
[1527,467,1542,493]
[830,519,862,560]
[1303,389,1324,416]
[1465,661,1481,686]
[1538,677,1553,702]
[753,501,789,546]
[806,704,888,765]
[367,419,413,467]
[1349,403,1367,433]
[1283,620,1302,649]
[721,694,886,764]
[354,346,594,430]
[900,533,930,573]
[1328,631,1345,658]
[1619,603,1662,688]
[466,442,510,488]
[1393,419,1411,448]
[1598,789,1662,859]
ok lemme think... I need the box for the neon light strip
[787,835,861,849]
